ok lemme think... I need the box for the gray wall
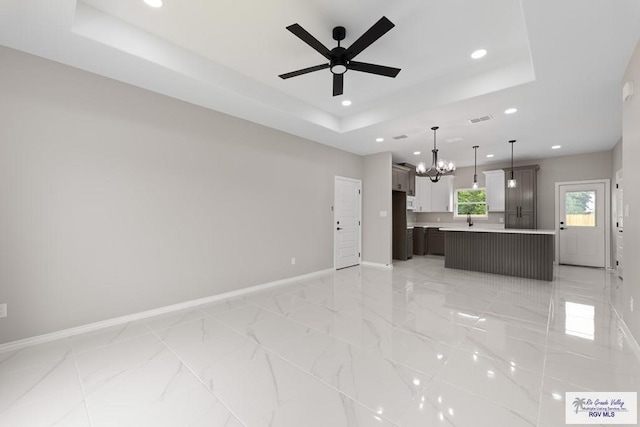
[412,151,613,230]
[362,152,392,266]
[0,47,363,344]
[534,152,612,230]
[620,40,640,344]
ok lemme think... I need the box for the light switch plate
[380,211,387,217]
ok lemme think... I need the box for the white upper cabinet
[414,175,454,212]
[483,170,505,212]
[430,175,454,212]
[415,177,432,212]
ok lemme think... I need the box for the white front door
[334,177,361,269]
[558,182,606,267]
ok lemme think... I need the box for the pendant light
[507,139,517,188]
[416,126,455,183]
[472,145,479,189]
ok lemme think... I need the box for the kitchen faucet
[467,213,473,227]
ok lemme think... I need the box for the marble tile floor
[1,257,639,426]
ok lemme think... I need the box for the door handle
[337,227,343,230]
[560,227,566,230]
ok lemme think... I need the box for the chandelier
[416,126,455,183]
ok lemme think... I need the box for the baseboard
[0,268,334,354]
[361,261,394,270]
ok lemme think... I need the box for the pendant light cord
[510,140,514,179]
[474,146,478,176]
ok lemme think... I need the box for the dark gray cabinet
[427,228,445,255]
[413,227,426,255]
[392,165,411,192]
[407,229,413,259]
[392,192,409,260]
[398,163,416,196]
[504,165,539,229]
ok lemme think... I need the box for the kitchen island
[441,228,556,281]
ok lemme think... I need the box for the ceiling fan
[279,16,401,96]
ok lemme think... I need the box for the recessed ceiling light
[486,154,495,158]
[504,107,518,115]
[144,0,163,7]
[471,49,487,59]
[552,145,562,149]
[341,100,352,107]
[375,137,384,142]
[413,151,421,155]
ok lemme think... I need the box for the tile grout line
[206,303,405,424]
[249,335,402,426]
[149,328,248,427]
[535,278,555,427]
[70,350,94,427]
[167,311,402,425]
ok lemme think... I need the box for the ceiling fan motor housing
[330,46,348,74]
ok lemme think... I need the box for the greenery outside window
[455,188,488,217]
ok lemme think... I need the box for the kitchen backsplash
[408,211,505,224]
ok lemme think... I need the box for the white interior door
[558,182,606,267]
[334,177,361,269]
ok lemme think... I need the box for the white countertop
[439,227,556,235]
[408,222,506,230]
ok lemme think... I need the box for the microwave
[407,196,416,210]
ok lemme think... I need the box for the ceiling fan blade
[333,73,344,96]
[345,16,395,60]
[279,64,329,79]
[286,24,332,60]
[348,61,401,77]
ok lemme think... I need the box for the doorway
[555,181,609,268]
[334,176,361,269]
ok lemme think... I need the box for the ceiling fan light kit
[279,17,401,96]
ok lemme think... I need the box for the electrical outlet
[631,297,634,312]
[0,303,6,319]
[437,217,441,222]
[291,257,296,265]
[498,217,504,223]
